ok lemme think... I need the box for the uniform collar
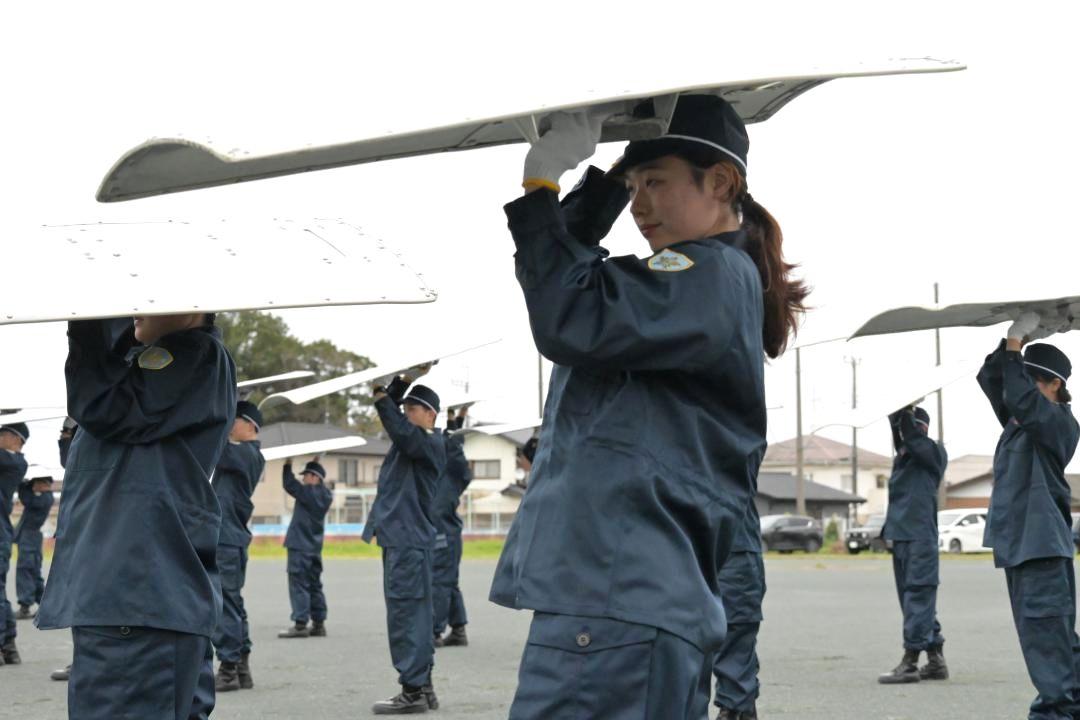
[666,229,749,254]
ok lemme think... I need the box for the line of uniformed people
[0,421,30,667]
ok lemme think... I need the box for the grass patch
[245,537,506,560]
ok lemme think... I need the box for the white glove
[523,110,604,192]
[1007,311,1041,341]
[401,362,433,384]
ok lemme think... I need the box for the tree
[217,311,380,433]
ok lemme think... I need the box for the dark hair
[682,152,809,358]
[1029,368,1072,403]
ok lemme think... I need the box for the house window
[470,460,501,479]
[338,459,359,487]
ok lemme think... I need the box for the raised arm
[1002,350,1079,467]
[898,411,947,475]
[375,395,439,463]
[976,340,1009,428]
[66,319,234,444]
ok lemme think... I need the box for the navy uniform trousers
[1005,557,1080,720]
[432,532,467,636]
[382,546,434,688]
[287,549,326,624]
[711,551,766,712]
[510,612,714,720]
[15,535,46,607]
[891,540,945,650]
[212,544,250,662]
[70,626,215,720]
[0,540,14,644]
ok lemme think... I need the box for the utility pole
[935,282,948,509]
[846,356,861,526]
[795,347,806,516]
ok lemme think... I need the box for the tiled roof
[763,435,892,467]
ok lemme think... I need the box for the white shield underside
[96,58,964,202]
[2,218,435,325]
[852,295,1080,338]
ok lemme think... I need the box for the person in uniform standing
[15,474,54,619]
[212,400,265,692]
[0,421,30,667]
[433,406,473,649]
[877,405,949,684]
[490,95,807,718]
[364,373,446,714]
[35,314,236,720]
[978,312,1080,720]
[48,421,77,683]
[277,459,333,639]
[710,495,766,719]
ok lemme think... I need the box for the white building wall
[462,433,519,494]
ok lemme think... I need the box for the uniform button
[575,632,591,648]
[120,626,131,637]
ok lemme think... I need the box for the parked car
[760,514,823,553]
[844,514,887,554]
[937,509,991,553]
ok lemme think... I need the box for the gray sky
[4,1,1080,473]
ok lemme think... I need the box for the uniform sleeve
[17,481,32,507]
[446,435,471,490]
[887,410,904,453]
[505,189,736,372]
[899,412,947,475]
[65,320,234,444]
[282,464,302,498]
[977,340,1009,428]
[216,443,245,474]
[560,166,629,247]
[1002,350,1079,466]
[376,396,439,464]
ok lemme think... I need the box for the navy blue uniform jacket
[489,170,767,653]
[14,482,54,544]
[882,411,948,542]
[978,341,1080,568]
[282,465,333,553]
[36,319,236,636]
[433,432,472,537]
[362,396,445,549]
[0,451,28,544]
[213,440,265,547]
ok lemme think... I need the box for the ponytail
[740,194,809,358]
[681,153,809,358]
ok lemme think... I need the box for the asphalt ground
[0,554,1064,719]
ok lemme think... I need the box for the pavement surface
[0,554,1061,719]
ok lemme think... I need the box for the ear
[708,163,740,205]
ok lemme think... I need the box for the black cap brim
[608,136,744,179]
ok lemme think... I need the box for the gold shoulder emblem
[647,249,695,272]
[138,346,174,371]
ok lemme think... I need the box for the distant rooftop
[764,435,891,468]
[757,471,866,504]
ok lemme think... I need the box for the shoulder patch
[138,346,174,371]
[647,249,695,273]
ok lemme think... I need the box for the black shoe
[716,705,757,720]
[372,686,429,714]
[277,622,310,639]
[237,653,254,689]
[919,645,949,681]
[433,633,444,648]
[215,661,241,692]
[15,605,34,620]
[50,664,71,681]
[309,620,326,637]
[422,684,439,710]
[441,625,468,647]
[1,640,21,665]
[878,649,921,684]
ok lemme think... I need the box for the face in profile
[133,313,206,344]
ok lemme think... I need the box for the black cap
[31,475,53,485]
[404,384,440,413]
[301,461,326,481]
[609,94,749,178]
[236,400,263,431]
[913,407,931,429]
[1025,343,1072,383]
[0,423,30,443]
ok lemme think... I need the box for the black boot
[309,620,327,637]
[1,640,21,665]
[919,645,949,680]
[422,684,439,710]
[372,684,429,714]
[717,704,757,720]
[878,649,920,684]
[441,624,468,647]
[50,664,71,681]
[277,621,310,638]
[215,661,241,692]
[237,653,254,689]
[15,604,34,620]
